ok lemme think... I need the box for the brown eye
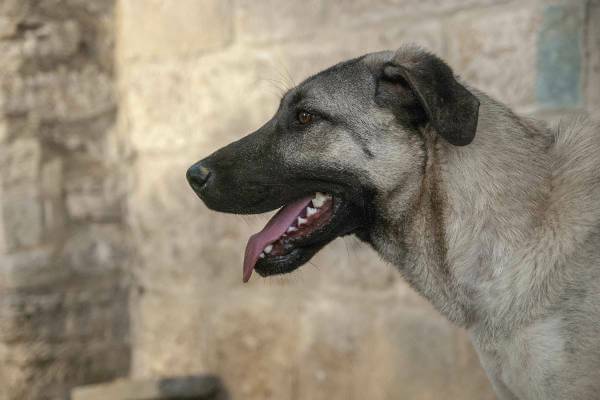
[297,111,313,125]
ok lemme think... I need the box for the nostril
[186,163,212,191]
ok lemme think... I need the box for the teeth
[312,192,330,208]
[306,207,317,217]
[287,226,298,233]
[264,245,273,254]
[259,252,266,258]
[297,217,307,226]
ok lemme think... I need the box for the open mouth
[243,192,339,282]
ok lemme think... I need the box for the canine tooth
[259,252,266,258]
[287,226,298,233]
[306,207,317,217]
[312,192,328,208]
[297,217,307,226]
[264,245,273,254]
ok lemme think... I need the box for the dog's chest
[472,317,566,400]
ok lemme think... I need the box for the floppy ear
[381,52,480,146]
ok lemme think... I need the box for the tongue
[243,196,313,282]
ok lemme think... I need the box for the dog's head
[187,47,479,282]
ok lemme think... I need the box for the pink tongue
[243,196,313,282]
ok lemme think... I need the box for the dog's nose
[186,162,211,191]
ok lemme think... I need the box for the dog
[186,46,600,400]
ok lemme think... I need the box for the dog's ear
[380,52,480,146]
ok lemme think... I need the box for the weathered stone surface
[294,295,495,400]
[121,19,444,155]
[586,0,600,120]
[2,1,595,400]
[40,110,116,156]
[128,153,268,292]
[118,0,233,61]
[274,18,445,81]
[447,5,542,108]
[0,0,30,38]
[0,65,114,120]
[0,340,130,400]
[1,185,44,250]
[310,237,401,291]
[20,19,81,62]
[65,169,125,221]
[0,247,58,290]
[203,289,303,400]
[72,376,222,400]
[0,1,127,399]
[236,0,507,44]
[0,137,41,186]
[536,2,585,108]
[235,0,331,44]
[121,50,276,153]
[60,225,128,275]
[0,278,128,342]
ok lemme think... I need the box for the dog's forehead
[285,57,376,107]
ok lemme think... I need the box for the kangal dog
[187,46,600,400]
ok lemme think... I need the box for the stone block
[536,2,585,108]
[60,225,128,276]
[65,171,125,222]
[235,0,507,44]
[19,19,81,63]
[0,0,30,38]
[273,18,445,82]
[235,0,331,44]
[448,0,587,111]
[121,49,276,153]
[72,376,223,400]
[1,185,44,250]
[0,65,114,121]
[447,5,542,108]
[447,7,542,106]
[0,340,130,400]
[118,0,232,61]
[0,247,60,291]
[40,110,116,156]
[0,280,128,342]
[0,137,41,186]
[586,0,600,119]
[38,0,115,16]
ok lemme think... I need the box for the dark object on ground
[71,375,228,400]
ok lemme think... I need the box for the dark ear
[381,53,480,146]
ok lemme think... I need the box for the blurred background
[0,0,598,399]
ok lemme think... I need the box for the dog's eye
[297,111,314,125]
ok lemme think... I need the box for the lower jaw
[254,242,325,277]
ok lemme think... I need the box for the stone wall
[0,1,130,399]
[118,0,598,399]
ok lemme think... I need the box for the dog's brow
[288,90,304,108]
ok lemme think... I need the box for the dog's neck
[375,94,579,331]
